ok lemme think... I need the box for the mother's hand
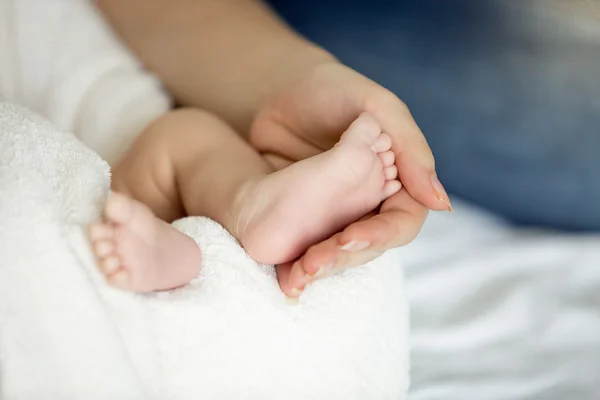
[250,62,451,297]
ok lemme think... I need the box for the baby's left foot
[89,193,201,292]
[231,113,400,266]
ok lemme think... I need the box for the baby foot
[89,193,201,292]
[232,113,401,265]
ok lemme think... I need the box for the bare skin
[89,111,399,294]
[96,0,451,293]
[95,0,336,134]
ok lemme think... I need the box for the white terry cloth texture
[0,102,410,399]
[0,0,171,166]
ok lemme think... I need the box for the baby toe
[89,222,113,241]
[100,255,121,276]
[378,150,395,167]
[300,236,341,280]
[94,240,114,258]
[384,165,398,181]
[104,192,134,224]
[372,133,392,153]
[108,269,131,289]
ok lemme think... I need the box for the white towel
[0,102,410,399]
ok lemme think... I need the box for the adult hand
[96,0,450,297]
[250,62,452,297]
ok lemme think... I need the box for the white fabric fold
[0,102,410,400]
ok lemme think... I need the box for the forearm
[95,0,337,135]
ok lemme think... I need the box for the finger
[261,153,294,171]
[300,232,343,277]
[339,189,429,250]
[286,259,311,296]
[366,92,452,211]
[276,261,294,296]
[278,236,341,297]
[299,233,384,280]
[310,238,381,279]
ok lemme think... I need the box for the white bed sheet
[401,201,600,400]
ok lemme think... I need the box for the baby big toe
[341,113,381,144]
[104,193,134,224]
[89,222,113,241]
[372,133,392,153]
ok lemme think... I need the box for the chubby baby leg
[150,110,401,265]
[91,109,400,293]
[90,109,272,292]
[123,109,400,266]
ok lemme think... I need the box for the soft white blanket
[0,102,409,399]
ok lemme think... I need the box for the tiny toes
[372,133,392,153]
[340,113,381,145]
[100,256,121,275]
[382,180,402,200]
[378,151,395,167]
[94,240,114,257]
[104,192,133,224]
[89,222,113,241]
[109,270,130,289]
[384,165,398,181]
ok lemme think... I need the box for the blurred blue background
[268,0,600,231]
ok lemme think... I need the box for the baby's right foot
[230,113,401,266]
[89,193,201,292]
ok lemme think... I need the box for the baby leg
[89,109,273,292]
[91,109,400,292]
[158,110,400,265]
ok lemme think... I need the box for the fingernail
[339,240,370,252]
[431,174,452,212]
[307,260,335,279]
[290,287,304,298]
[289,261,311,288]
[285,296,299,305]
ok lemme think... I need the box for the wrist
[263,42,338,95]
[243,41,338,134]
